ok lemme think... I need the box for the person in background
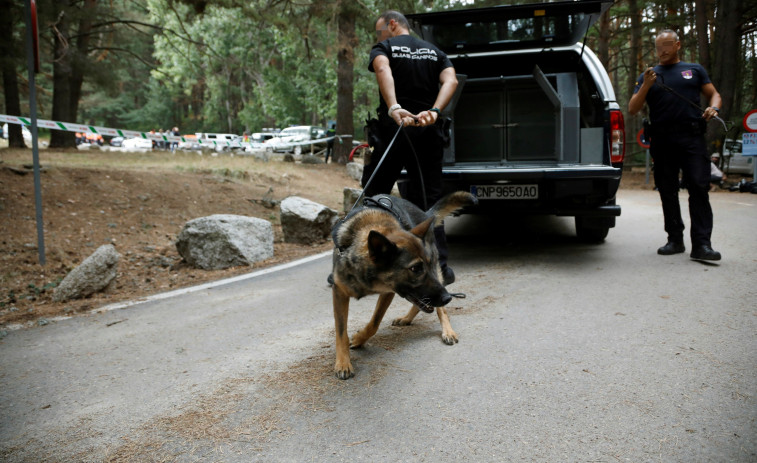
[628,29,723,261]
[709,154,726,191]
[325,122,336,164]
[171,127,180,152]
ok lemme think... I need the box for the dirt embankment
[0,149,359,329]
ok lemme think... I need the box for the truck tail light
[610,109,625,164]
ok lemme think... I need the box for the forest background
[1,0,756,164]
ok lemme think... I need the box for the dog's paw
[391,317,412,326]
[441,331,459,345]
[350,331,368,349]
[334,362,355,380]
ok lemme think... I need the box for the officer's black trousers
[361,123,449,266]
[650,131,714,247]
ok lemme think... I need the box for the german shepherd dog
[330,191,477,379]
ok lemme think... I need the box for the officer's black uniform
[364,34,454,267]
[634,62,714,248]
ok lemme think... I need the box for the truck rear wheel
[575,216,610,243]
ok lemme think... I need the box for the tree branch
[88,46,163,72]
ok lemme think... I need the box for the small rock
[53,244,120,302]
[301,155,324,164]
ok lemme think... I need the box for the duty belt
[650,120,705,135]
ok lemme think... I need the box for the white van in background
[196,132,237,152]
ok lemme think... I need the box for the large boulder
[176,214,274,270]
[346,162,363,182]
[53,244,120,302]
[280,196,338,244]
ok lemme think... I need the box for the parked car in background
[196,133,237,152]
[121,137,153,150]
[252,132,276,143]
[178,134,201,151]
[242,132,276,153]
[719,138,753,175]
[405,0,623,242]
[263,125,327,154]
[227,135,250,153]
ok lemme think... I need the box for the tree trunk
[627,0,643,153]
[69,0,95,125]
[694,0,711,70]
[597,9,610,69]
[0,0,25,148]
[334,1,359,164]
[708,0,743,149]
[49,0,76,148]
[629,0,642,79]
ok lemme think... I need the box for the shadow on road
[445,213,606,266]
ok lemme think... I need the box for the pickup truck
[407,0,624,242]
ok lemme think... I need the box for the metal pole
[24,0,45,265]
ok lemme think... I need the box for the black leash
[333,120,424,251]
[653,75,730,132]
[348,120,405,214]
[348,120,428,214]
[650,75,737,168]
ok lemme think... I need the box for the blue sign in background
[743,133,757,156]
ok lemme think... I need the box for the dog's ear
[367,230,397,265]
[410,217,435,240]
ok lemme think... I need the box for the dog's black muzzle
[401,289,452,313]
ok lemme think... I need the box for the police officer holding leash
[629,29,723,261]
[364,10,459,283]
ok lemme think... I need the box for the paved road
[1,190,756,462]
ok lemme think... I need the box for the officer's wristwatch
[711,106,719,112]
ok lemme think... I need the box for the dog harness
[331,195,409,253]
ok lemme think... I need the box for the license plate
[471,184,538,200]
